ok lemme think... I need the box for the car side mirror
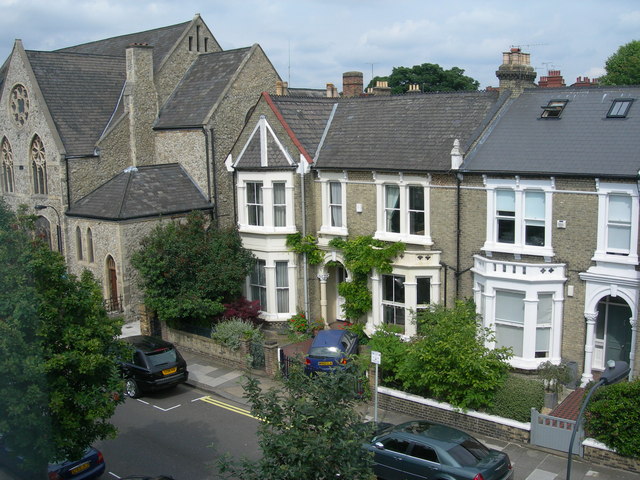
[374,442,385,450]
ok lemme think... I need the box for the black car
[120,335,188,398]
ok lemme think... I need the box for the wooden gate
[530,408,583,455]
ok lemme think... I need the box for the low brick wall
[162,324,252,370]
[583,439,640,474]
[377,387,530,444]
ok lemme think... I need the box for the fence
[530,408,583,455]
[103,295,123,313]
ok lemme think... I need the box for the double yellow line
[196,395,260,420]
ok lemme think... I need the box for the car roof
[310,329,351,347]
[123,335,174,352]
[390,421,473,449]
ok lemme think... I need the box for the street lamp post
[34,204,63,253]
[566,360,630,480]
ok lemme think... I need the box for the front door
[594,296,632,369]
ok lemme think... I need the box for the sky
[1,0,639,90]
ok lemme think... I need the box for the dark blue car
[304,329,359,373]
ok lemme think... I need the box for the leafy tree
[0,201,126,474]
[369,300,512,410]
[585,379,640,458]
[218,364,374,480]
[131,211,254,327]
[368,63,480,94]
[600,40,640,86]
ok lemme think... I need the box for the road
[95,384,260,480]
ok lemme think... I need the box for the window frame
[249,259,267,311]
[318,171,348,236]
[375,173,432,245]
[272,182,286,227]
[1,138,14,193]
[30,135,48,195]
[607,99,633,118]
[275,260,289,314]
[76,226,84,261]
[237,172,296,233]
[382,274,406,330]
[484,179,554,257]
[540,99,568,118]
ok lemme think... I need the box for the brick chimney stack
[496,47,537,96]
[538,70,566,88]
[343,71,363,97]
[572,76,599,87]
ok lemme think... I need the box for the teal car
[365,421,513,480]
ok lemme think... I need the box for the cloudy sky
[1,0,639,90]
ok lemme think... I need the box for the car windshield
[447,438,490,466]
[145,348,178,366]
[308,346,341,357]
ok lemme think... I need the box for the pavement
[118,321,639,480]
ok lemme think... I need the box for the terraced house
[0,14,280,318]
[226,52,639,384]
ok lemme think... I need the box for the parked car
[304,329,359,373]
[0,436,105,480]
[364,420,513,480]
[120,335,188,398]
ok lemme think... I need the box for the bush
[220,297,262,325]
[486,375,544,422]
[211,318,264,351]
[585,379,640,458]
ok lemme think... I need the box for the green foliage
[218,364,374,479]
[585,379,640,458]
[131,211,254,327]
[0,200,127,473]
[211,318,264,351]
[600,40,640,86]
[286,232,324,265]
[368,63,480,94]
[487,375,544,422]
[369,300,512,411]
[329,236,405,321]
[287,312,322,335]
[537,360,573,393]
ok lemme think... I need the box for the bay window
[383,274,405,329]
[247,182,263,226]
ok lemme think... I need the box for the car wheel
[125,378,141,398]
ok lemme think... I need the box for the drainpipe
[209,128,219,228]
[300,162,310,319]
[455,172,462,299]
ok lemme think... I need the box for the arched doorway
[326,262,347,323]
[594,295,632,369]
[35,215,51,250]
[106,255,120,312]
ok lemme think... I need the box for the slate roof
[463,86,640,178]
[268,96,338,159]
[55,21,191,72]
[66,164,212,220]
[313,91,505,172]
[154,47,252,129]
[26,50,125,156]
[234,126,294,169]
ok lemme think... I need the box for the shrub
[287,312,323,335]
[220,297,262,324]
[211,318,264,351]
[585,379,640,458]
[486,374,544,422]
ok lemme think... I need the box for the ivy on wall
[286,233,324,265]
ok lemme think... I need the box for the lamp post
[34,204,63,253]
[566,360,630,480]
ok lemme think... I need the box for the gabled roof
[26,50,125,156]
[55,21,191,72]
[315,91,504,172]
[154,47,253,129]
[232,115,296,169]
[463,86,640,178]
[66,164,212,220]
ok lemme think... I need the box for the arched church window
[1,138,14,193]
[31,135,47,195]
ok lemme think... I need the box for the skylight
[607,99,633,118]
[541,100,568,118]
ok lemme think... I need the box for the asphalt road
[95,384,260,480]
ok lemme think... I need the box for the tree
[369,300,512,410]
[0,201,126,474]
[218,364,374,480]
[600,40,640,86]
[131,211,255,327]
[368,63,480,94]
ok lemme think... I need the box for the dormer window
[607,99,633,118]
[541,100,568,118]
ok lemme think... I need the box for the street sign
[371,350,381,365]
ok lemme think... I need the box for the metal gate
[530,408,583,455]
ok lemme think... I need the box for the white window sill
[319,225,349,237]
[238,224,297,235]
[482,242,554,258]
[375,231,432,246]
[591,251,638,266]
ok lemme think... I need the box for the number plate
[70,462,90,475]
[162,366,177,375]
[318,361,333,366]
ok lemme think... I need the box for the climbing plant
[329,236,405,321]
[286,233,324,265]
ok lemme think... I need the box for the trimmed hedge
[486,374,544,422]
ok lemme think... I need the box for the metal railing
[103,295,124,313]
